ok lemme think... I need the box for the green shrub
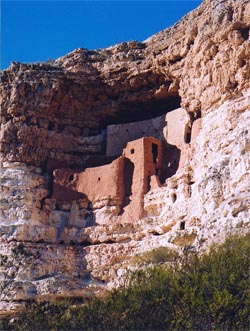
[5,234,250,331]
[131,246,179,266]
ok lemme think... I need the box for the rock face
[0,0,250,313]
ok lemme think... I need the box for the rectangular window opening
[180,221,185,230]
[152,143,158,163]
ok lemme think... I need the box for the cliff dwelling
[51,107,201,224]
[2,0,250,315]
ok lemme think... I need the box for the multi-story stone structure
[53,137,163,223]
[51,107,202,225]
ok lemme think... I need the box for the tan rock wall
[191,118,202,148]
[1,0,250,314]
[1,1,249,170]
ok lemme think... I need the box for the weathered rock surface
[0,0,250,313]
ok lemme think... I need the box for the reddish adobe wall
[75,157,125,202]
[53,157,125,203]
[52,137,163,222]
[52,168,87,202]
[120,137,162,221]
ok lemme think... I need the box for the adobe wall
[121,137,162,221]
[106,114,166,156]
[75,157,125,202]
[52,168,87,202]
[53,157,125,203]
[52,137,163,223]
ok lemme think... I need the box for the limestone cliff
[0,0,250,314]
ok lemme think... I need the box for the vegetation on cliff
[2,234,250,331]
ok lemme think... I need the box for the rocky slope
[0,0,250,313]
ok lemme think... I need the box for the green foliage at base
[130,245,179,266]
[3,234,250,331]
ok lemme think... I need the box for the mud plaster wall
[53,137,163,222]
[121,137,162,221]
[106,114,166,156]
[53,157,125,203]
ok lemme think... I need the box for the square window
[180,221,185,230]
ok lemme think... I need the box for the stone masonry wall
[106,114,165,156]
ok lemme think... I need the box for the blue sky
[1,0,202,70]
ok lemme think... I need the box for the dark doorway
[185,127,191,144]
[160,142,181,182]
[180,221,185,230]
[152,143,158,163]
[122,158,134,210]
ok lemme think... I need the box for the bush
[5,234,250,331]
[131,246,179,266]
